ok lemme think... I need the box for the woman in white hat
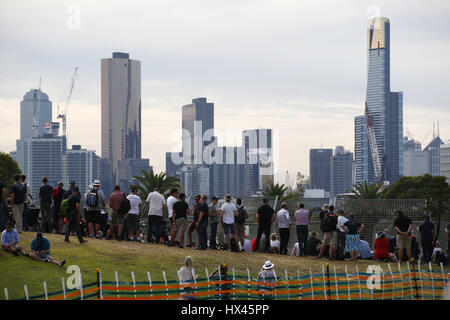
[257,260,276,300]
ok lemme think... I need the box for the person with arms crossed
[255,198,276,253]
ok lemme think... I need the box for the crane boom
[57,67,78,138]
[365,102,382,182]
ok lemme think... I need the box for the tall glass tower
[355,17,403,185]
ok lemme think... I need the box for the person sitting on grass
[268,233,280,254]
[30,232,66,267]
[1,221,28,256]
[374,231,398,263]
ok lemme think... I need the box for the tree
[262,181,289,199]
[131,169,181,199]
[348,181,384,199]
[0,152,21,191]
[383,174,450,244]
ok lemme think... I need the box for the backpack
[117,193,131,215]
[322,212,337,232]
[235,206,246,225]
[86,188,99,208]
[60,199,70,217]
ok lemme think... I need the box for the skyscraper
[330,146,353,197]
[101,52,142,183]
[20,89,52,139]
[424,136,444,176]
[355,17,403,185]
[309,149,332,191]
[63,145,100,194]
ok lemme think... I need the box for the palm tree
[262,181,289,199]
[131,170,181,199]
[348,181,383,199]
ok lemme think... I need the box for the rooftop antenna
[432,120,436,139]
[437,119,440,137]
[39,76,42,91]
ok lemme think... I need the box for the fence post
[4,288,8,300]
[147,271,153,298]
[273,269,278,300]
[333,265,339,301]
[429,262,435,300]
[162,271,169,300]
[406,261,414,299]
[79,273,84,300]
[410,260,419,300]
[247,268,251,300]
[131,271,136,299]
[99,271,103,300]
[440,262,446,293]
[355,265,362,300]
[345,265,350,300]
[24,284,29,300]
[205,268,210,299]
[232,267,236,300]
[43,281,48,300]
[321,265,327,300]
[397,263,403,300]
[115,271,120,299]
[387,264,394,300]
[310,268,314,300]
[62,278,66,300]
[284,269,289,301]
[192,268,198,295]
[417,261,424,300]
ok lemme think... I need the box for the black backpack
[322,212,337,232]
[235,206,246,225]
[117,193,131,215]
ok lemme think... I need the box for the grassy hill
[0,232,447,300]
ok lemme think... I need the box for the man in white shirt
[127,187,142,241]
[166,188,178,246]
[145,188,166,244]
[220,194,239,252]
[336,209,348,254]
[277,202,291,254]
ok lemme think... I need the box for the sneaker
[95,234,102,239]
[79,239,88,244]
[65,239,71,243]
[136,237,142,241]
[186,243,194,248]
[178,245,184,249]
[88,234,94,239]
[168,242,176,247]
[59,260,66,267]
[316,255,322,259]
[329,257,335,261]
[43,258,50,263]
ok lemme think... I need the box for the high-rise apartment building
[424,136,444,176]
[63,145,100,195]
[440,143,450,183]
[20,89,52,139]
[330,146,353,197]
[309,149,332,191]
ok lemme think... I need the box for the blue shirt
[1,229,19,246]
[31,237,51,253]
[359,240,373,259]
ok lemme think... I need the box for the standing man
[107,185,126,240]
[220,194,239,252]
[255,198,276,253]
[235,198,248,250]
[64,181,76,199]
[0,181,7,232]
[64,186,88,244]
[317,205,338,260]
[20,175,31,231]
[10,174,26,233]
[294,203,309,257]
[172,193,190,248]
[166,188,179,246]
[52,181,65,234]
[186,194,201,248]
[38,177,53,233]
[127,187,142,241]
[196,195,209,250]
[336,209,348,257]
[419,215,435,263]
[208,196,219,250]
[394,210,413,262]
[85,180,106,239]
[145,188,166,244]
[277,202,291,255]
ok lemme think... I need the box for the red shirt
[374,238,390,259]
[251,238,257,252]
[109,191,125,213]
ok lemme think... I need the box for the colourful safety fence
[7,264,450,300]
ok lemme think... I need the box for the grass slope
[1,232,447,300]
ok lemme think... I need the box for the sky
[0,0,449,186]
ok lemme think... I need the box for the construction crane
[57,67,78,139]
[31,77,42,138]
[365,102,383,182]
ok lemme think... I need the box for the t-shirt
[1,229,19,246]
[39,184,53,204]
[374,238,390,260]
[109,191,125,213]
[31,237,51,253]
[146,191,166,216]
[277,209,290,229]
[270,239,280,249]
[294,209,309,225]
[239,239,252,252]
[198,203,209,224]
[419,221,435,241]
[53,187,65,206]
[209,204,218,224]
[10,182,26,205]
[344,219,361,235]
[127,194,142,215]
[359,240,372,259]
[174,201,189,220]
[178,266,194,284]
[337,215,349,232]
[67,193,80,213]
[221,202,237,225]
[167,196,178,219]
[257,205,275,225]
[394,215,412,234]
[306,237,321,256]
[85,188,105,211]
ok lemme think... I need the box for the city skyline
[1,1,449,184]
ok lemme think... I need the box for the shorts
[175,217,187,231]
[322,231,337,246]
[86,210,101,224]
[223,223,235,235]
[396,234,411,249]
[38,253,53,260]
[111,212,126,225]
[127,214,139,233]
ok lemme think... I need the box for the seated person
[238,235,252,253]
[374,232,398,262]
[268,233,280,254]
[291,242,300,256]
[30,232,66,267]
[1,221,28,256]
[431,241,447,265]
[305,232,322,256]
[358,236,373,260]
[252,234,267,252]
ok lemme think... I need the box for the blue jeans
[209,222,218,249]
[197,221,208,249]
[148,215,163,242]
[296,225,308,256]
